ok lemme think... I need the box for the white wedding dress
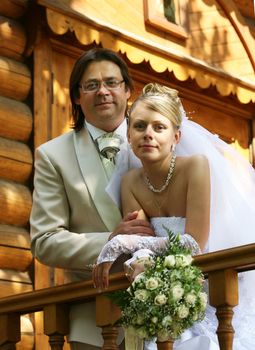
[102,115,255,349]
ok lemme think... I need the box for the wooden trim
[218,0,255,72]
[143,0,188,40]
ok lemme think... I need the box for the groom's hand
[108,211,155,241]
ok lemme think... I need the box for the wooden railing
[0,243,255,350]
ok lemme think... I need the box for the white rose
[185,292,197,305]
[175,254,193,267]
[151,316,158,324]
[157,330,170,342]
[145,277,159,290]
[162,315,172,327]
[164,255,175,268]
[192,312,199,321]
[136,315,144,325]
[171,284,184,301]
[154,294,167,305]
[199,292,208,308]
[136,327,148,339]
[134,289,149,301]
[177,305,189,319]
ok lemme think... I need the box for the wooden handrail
[0,243,255,350]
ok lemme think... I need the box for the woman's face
[128,101,180,163]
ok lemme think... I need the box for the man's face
[76,60,131,132]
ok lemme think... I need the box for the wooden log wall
[0,0,34,349]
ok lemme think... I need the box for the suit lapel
[73,128,122,231]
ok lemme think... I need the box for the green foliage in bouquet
[109,228,207,342]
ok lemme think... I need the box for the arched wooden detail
[43,4,255,104]
[0,1,33,349]
[216,0,255,72]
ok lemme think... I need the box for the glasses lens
[81,80,124,93]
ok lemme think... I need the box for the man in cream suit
[30,48,154,349]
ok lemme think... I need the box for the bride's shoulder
[177,155,209,176]
[122,167,142,183]
[178,154,208,167]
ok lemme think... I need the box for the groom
[30,48,155,349]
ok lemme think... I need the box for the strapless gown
[144,217,255,350]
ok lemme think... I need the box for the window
[144,0,188,40]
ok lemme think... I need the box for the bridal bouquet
[110,229,207,342]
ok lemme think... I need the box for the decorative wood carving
[208,269,238,350]
[45,8,255,104]
[44,304,69,350]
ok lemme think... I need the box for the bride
[92,83,255,349]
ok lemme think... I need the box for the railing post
[156,339,174,350]
[208,269,238,350]
[0,314,20,349]
[43,304,69,350]
[96,295,121,350]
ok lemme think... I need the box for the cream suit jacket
[30,127,123,346]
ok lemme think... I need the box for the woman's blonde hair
[129,83,183,129]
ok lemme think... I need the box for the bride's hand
[92,262,113,289]
[108,211,155,241]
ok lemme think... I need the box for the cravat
[97,132,123,164]
[97,133,123,179]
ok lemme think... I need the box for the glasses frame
[79,79,125,93]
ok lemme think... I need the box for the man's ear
[75,97,81,105]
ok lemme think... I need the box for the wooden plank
[0,225,30,249]
[0,15,26,60]
[0,136,32,183]
[0,96,32,142]
[0,56,31,101]
[0,0,29,19]
[0,246,32,272]
[0,280,32,298]
[0,269,31,283]
[0,179,32,226]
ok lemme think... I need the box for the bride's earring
[171,144,176,152]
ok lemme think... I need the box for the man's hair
[69,47,134,132]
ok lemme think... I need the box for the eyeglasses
[79,79,125,93]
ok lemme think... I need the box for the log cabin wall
[0,0,34,349]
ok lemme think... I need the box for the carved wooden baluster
[157,339,174,350]
[43,304,69,350]
[96,295,121,350]
[208,269,238,350]
[0,314,20,349]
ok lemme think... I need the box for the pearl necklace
[144,154,176,193]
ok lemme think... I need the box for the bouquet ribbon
[124,328,143,350]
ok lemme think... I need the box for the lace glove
[96,233,201,265]
[123,233,201,270]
